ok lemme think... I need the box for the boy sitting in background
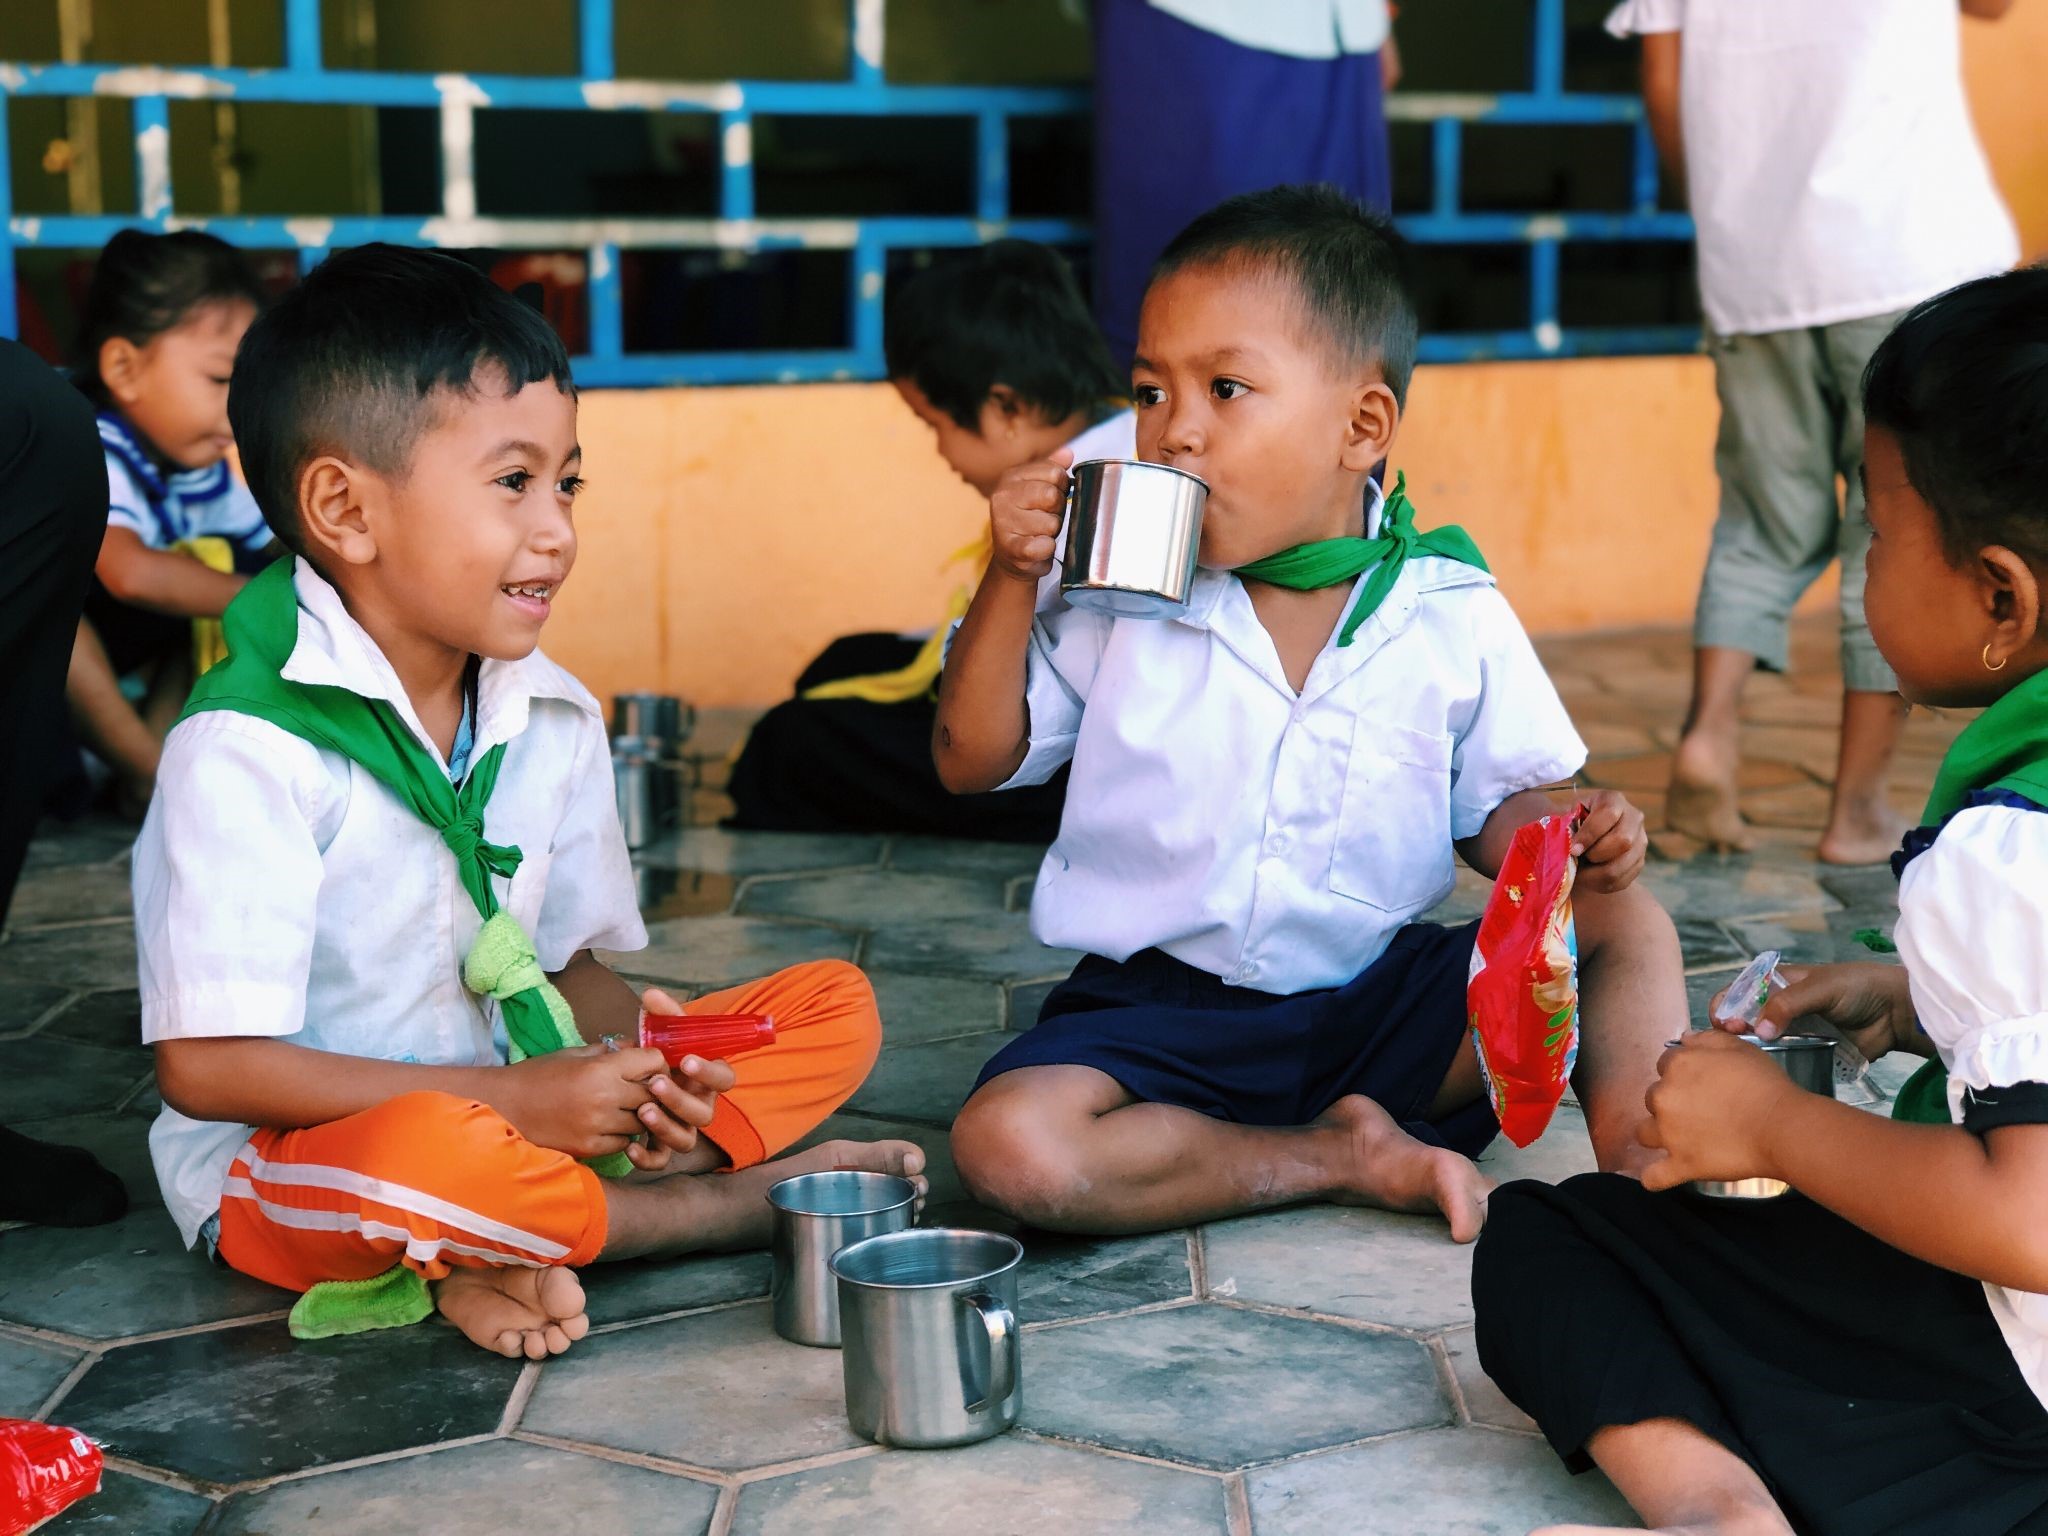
[728,240,1132,843]
[938,187,1683,1240]
[140,245,919,1359]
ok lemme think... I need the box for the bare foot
[1817,799,1911,867]
[1667,730,1755,853]
[433,1265,591,1360]
[1316,1095,1494,1243]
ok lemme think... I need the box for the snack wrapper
[0,1418,101,1535]
[1467,805,1585,1148]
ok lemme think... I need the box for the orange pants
[217,959,880,1294]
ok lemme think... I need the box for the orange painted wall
[547,13,2046,710]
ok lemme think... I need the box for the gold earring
[1984,644,2008,672]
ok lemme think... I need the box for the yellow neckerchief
[176,535,236,675]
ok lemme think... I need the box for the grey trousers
[1695,309,1905,694]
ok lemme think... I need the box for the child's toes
[522,1328,553,1361]
[541,1323,572,1355]
[492,1329,526,1359]
[560,1312,591,1344]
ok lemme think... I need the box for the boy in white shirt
[1610,0,2020,864]
[139,245,921,1359]
[937,186,1682,1241]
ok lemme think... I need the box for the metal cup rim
[1070,456,1209,491]
[829,1226,1023,1289]
[766,1170,920,1219]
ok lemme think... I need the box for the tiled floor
[0,619,1952,1534]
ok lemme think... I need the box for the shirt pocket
[1330,719,1456,913]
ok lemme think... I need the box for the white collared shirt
[1003,493,1585,996]
[1606,0,2016,336]
[136,558,647,1246]
[1147,0,1389,58]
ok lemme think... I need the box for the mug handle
[962,1292,1017,1413]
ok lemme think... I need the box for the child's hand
[1637,1032,1802,1192]
[987,449,1072,583]
[1571,789,1647,894]
[625,988,740,1170]
[1713,961,1918,1060]
[504,1044,665,1160]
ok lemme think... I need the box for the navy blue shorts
[972,921,1497,1158]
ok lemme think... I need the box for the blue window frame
[0,0,1695,385]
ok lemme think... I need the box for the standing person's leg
[1670,331,1840,852]
[1819,309,1914,867]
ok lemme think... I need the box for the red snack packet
[1466,805,1585,1148]
[0,1419,102,1535]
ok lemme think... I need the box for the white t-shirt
[1003,484,1587,995]
[1606,0,2018,336]
[1146,0,1389,58]
[98,412,273,555]
[136,559,647,1247]
[1896,798,2048,1412]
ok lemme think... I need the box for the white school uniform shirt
[1605,0,2017,337]
[1896,800,2048,1413]
[1146,0,1389,57]
[1003,484,1587,996]
[136,558,647,1248]
[98,412,273,555]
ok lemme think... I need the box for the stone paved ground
[0,618,1952,1534]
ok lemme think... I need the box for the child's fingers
[638,1096,703,1150]
[625,1137,672,1172]
[1569,801,1622,856]
[640,986,686,1018]
[1636,1150,1686,1193]
[649,1077,719,1130]
[673,1055,738,1094]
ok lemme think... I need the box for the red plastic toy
[638,1011,777,1068]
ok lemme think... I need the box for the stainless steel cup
[1690,1033,1837,1201]
[831,1228,1023,1449]
[1060,458,1208,619]
[611,692,695,753]
[611,734,662,849]
[767,1171,918,1347]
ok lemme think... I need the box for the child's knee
[783,958,883,1080]
[356,1090,522,1165]
[1577,881,1678,958]
[951,1084,1090,1224]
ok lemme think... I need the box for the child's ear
[98,337,144,405]
[1981,544,2042,666]
[297,455,380,569]
[1340,380,1399,473]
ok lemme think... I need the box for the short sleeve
[1897,804,2048,1097]
[1605,0,1682,38]
[104,452,164,546]
[996,604,1113,790]
[1445,584,1588,839]
[532,713,648,970]
[136,714,336,1042]
[186,472,274,556]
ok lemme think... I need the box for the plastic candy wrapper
[1711,950,1879,1104]
[0,1418,101,1535]
[1467,805,1585,1148]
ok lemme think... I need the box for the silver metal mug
[611,734,664,850]
[610,692,694,754]
[1690,1033,1837,1201]
[767,1171,918,1347]
[1060,458,1208,619]
[830,1228,1023,1448]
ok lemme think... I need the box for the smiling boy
[937,187,1682,1239]
[138,246,920,1358]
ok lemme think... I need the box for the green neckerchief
[1234,472,1489,647]
[1892,667,2048,1124]
[182,564,629,1338]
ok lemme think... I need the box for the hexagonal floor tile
[732,1434,1228,1536]
[0,922,141,993]
[871,970,1006,1046]
[1021,1303,1446,1470]
[615,915,859,990]
[4,864,135,928]
[45,1469,212,1534]
[886,838,1048,879]
[844,1033,1009,1125]
[1017,1230,1193,1325]
[1006,978,1058,1032]
[740,870,1010,925]
[0,980,71,1035]
[1203,1205,1476,1332]
[0,1331,81,1415]
[33,989,144,1051]
[578,1249,770,1328]
[212,1438,720,1533]
[522,1302,862,1471]
[862,913,1080,984]
[1673,916,1746,968]
[0,1205,286,1340]
[58,1321,521,1484]
[637,828,884,877]
[1722,907,1905,968]
[0,1035,151,1124]
[1244,1425,1633,1534]
[1440,1326,1534,1432]
[1637,856,1833,923]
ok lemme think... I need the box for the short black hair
[1863,266,2048,566]
[230,244,573,556]
[74,228,266,404]
[1150,184,1420,404]
[885,241,1123,430]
